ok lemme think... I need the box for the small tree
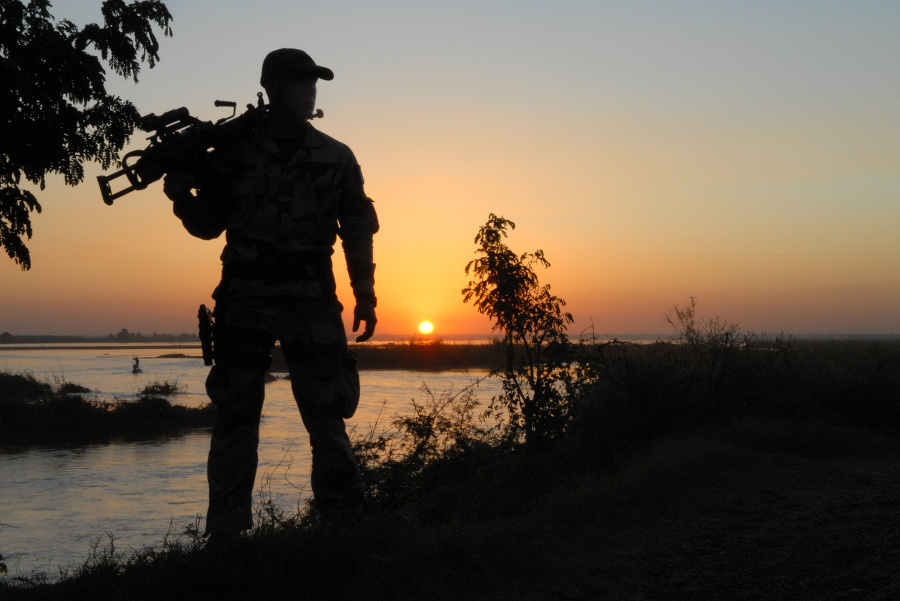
[463,214,573,447]
[0,0,173,269]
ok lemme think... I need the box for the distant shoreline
[3,332,900,351]
[0,342,507,372]
[0,344,203,352]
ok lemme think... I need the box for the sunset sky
[2,0,898,338]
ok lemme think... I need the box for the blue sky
[2,0,898,336]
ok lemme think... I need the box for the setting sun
[418,321,434,334]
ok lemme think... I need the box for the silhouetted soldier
[163,49,378,536]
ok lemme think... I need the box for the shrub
[139,380,185,397]
[463,214,573,447]
[0,371,53,401]
[0,371,214,447]
[353,376,493,511]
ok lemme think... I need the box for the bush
[139,380,185,397]
[0,371,53,401]
[353,376,494,511]
[0,372,214,448]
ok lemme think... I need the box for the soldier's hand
[163,172,195,201]
[352,301,377,343]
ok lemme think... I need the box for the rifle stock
[97,150,151,205]
[98,93,268,205]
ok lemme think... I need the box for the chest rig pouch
[226,138,345,257]
[273,157,343,249]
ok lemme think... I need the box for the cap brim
[292,66,333,81]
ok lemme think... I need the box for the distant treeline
[0,329,198,344]
[272,341,507,372]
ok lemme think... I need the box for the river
[0,345,499,580]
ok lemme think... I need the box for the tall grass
[2,328,899,597]
[138,379,186,397]
[0,372,214,448]
[352,375,496,513]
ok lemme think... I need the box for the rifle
[97,92,322,205]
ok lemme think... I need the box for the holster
[198,304,215,366]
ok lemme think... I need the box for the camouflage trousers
[203,295,362,535]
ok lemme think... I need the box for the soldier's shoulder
[308,126,357,159]
[228,128,271,157]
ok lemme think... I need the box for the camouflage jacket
[174,121,378,305]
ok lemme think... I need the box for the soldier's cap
[261,48,334,86]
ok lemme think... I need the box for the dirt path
[472,440,900,600]
[598,457,900,600]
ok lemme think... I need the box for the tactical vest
[222,131,346,266]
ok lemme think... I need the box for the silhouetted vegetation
[463,214,574,447]
[351,340,505,371]
[0,371,53,400]
[138,379,185,396]
[3,333,900,597]
[2,216,899,596]
[0,331,198,344]
[1,0,172,270]
[0,372,214,448]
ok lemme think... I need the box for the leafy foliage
[463,214,574,446]
[0,0,172,269]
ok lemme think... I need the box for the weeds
[665,295,741,348]
[0,371,54,401]
[138,380,185,397]
[353,374,494,511]
[0,372,214,448]
[57,382,92,394]
[2,216,898,595]
[255,442,306,530]
[3,332,900,597]
[3,289,899,597]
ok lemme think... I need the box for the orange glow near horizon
[1,2,899,337]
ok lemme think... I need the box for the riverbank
[0,373,215,448]
[2,417,896,599]
[3,338,899,597]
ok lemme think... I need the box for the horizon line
[3,332,900,341]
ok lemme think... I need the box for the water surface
[0,346,497,579]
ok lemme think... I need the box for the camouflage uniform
[174,116,378,534]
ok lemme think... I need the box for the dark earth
[470,442,899,600]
